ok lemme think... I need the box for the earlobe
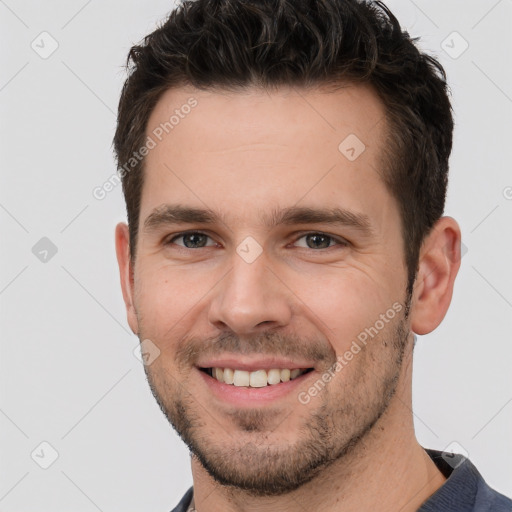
[410,216,462,335]
[115,222,139,335]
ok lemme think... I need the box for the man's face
[125,84,412,495]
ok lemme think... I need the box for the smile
[200,367,314,388]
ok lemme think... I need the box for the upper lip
[197,356,316,372]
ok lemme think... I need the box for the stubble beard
[141,310,410,497]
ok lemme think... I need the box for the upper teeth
[211,368,308,387]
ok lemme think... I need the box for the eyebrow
[143,204,375,237]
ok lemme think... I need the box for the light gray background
[1,1,511,510]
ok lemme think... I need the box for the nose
[207,249,293,335]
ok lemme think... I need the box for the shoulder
[169,486,193,512]
[420,449,512,511]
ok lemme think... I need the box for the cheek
[292,266,399,350]
[134,264,212,342]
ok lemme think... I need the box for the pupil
[184,233,206,248]
[307,234,330,249]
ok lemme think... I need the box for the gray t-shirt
[169,448,512,511]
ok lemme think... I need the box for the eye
[292,232,348,250]
[166,231,217,249]
[164,231,348,251]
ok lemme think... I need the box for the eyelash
[164,231,349,251]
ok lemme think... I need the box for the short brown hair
[113,0,453,304]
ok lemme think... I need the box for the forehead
[140,83,394,233]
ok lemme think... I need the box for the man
[113,0,512,510]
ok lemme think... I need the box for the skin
[115,83,461,512]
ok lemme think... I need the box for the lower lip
[197,368,315,406]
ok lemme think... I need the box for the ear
[410,216,462,335]
[115,222,139,335]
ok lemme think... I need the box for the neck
[189,349,446,512]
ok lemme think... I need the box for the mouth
[195,354,320,406]
[199,366,315,388]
